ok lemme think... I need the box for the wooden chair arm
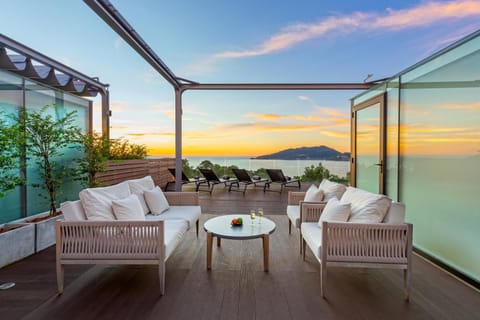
[300,201,327,223]
[288,192,306,205]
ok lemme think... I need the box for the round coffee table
[203,214,276,271]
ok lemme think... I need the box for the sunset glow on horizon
[2,1,480,157]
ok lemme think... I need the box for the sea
[151,156,350,178]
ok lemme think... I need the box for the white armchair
[300,187,413,301]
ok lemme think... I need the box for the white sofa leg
[320,262,327,299]
[159,261,165,295]
[404,268,411,301]
[56,263,64,294]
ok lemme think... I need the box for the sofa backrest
[382,202,405,224]
[341,186,392,223]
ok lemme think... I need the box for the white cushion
[164,220,188,260]
[60,200,87,221]
[144,186,170,215]
[146,205,201,230]
[318,198,350,227]
[304,184,324,202]
[111,194,146,221]
[79,182,131,221]
[286,205,301,229]
[301,222,322,259]
[383,202,405,224]
[319,179,347,201]
[342,187,392,223]
[127,176,155,215]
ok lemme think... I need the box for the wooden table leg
[262,234,269,272]
[207,232,213,270]
[217,236,221,247]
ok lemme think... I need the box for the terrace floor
[0,184,479,320]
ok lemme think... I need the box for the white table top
[203,214,276,240]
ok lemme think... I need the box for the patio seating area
[0,186,478,320]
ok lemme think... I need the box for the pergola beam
[84,0,181,89]
[181,82,374,91]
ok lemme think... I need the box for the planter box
[27,212,64,252]
[0,223,35,268]
[12,212,64,252]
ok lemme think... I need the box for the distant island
[254,145,350,161]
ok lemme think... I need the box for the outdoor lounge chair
[264,169,301,193]
[198,168,239,194]
[228,168,270,194]
[165,168,206,191]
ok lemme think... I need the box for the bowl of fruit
[231,217,243,226]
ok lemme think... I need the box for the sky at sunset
[1,0,480,156]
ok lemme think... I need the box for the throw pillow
[304,184,324,202]
[319,179,347,201]
[127,176,155,215]
[342,187,392,223]
[79,182,131,221]
[318,197,351,227]
[112,194,146,221]
[144,186,170,215]
[60,201,87,221]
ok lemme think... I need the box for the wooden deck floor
[0,186,479,320]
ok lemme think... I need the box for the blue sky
[1,0,480,156]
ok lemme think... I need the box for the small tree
[0,113,25,197]
[76,131,110,188]
[13,106,82,215]
[301,163,331,183]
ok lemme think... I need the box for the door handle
[374,162,383,174]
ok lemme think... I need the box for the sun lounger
[264,169,301,193]
[198,168,238,194]
[228,168,269,194]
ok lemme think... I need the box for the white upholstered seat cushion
[301,222,322,259]
[79,182,131,221]
[287,205,301,229]
[163,220,188,260]
[341,187,392,223]
[146,205,201,230]
[60,200,87,221]
[319,179,347,201]
[111,194,146,221]
[127,176,155,215]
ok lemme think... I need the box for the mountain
[254,146,350,161]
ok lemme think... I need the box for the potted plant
[9,105,82,251]
[0,112,35,267]
[76,131,109,188]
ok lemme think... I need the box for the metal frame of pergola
[84,0,381,191]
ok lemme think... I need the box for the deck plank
[0,187,479,320]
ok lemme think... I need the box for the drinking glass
[249,209,256,225]
[257,207,263,223]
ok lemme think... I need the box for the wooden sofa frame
[56,191,200,296]
[301,202,413,301]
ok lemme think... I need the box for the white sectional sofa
[299,185,413,301]
[56,176,201,295]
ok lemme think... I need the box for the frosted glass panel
[400,43,480,282]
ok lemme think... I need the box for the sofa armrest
[300,201,327,223]
[164,192,199,206]
[56,220,164,260]
[288,191,306,205]
[321,221,413,264]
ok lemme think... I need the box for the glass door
[352,94,385,193]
